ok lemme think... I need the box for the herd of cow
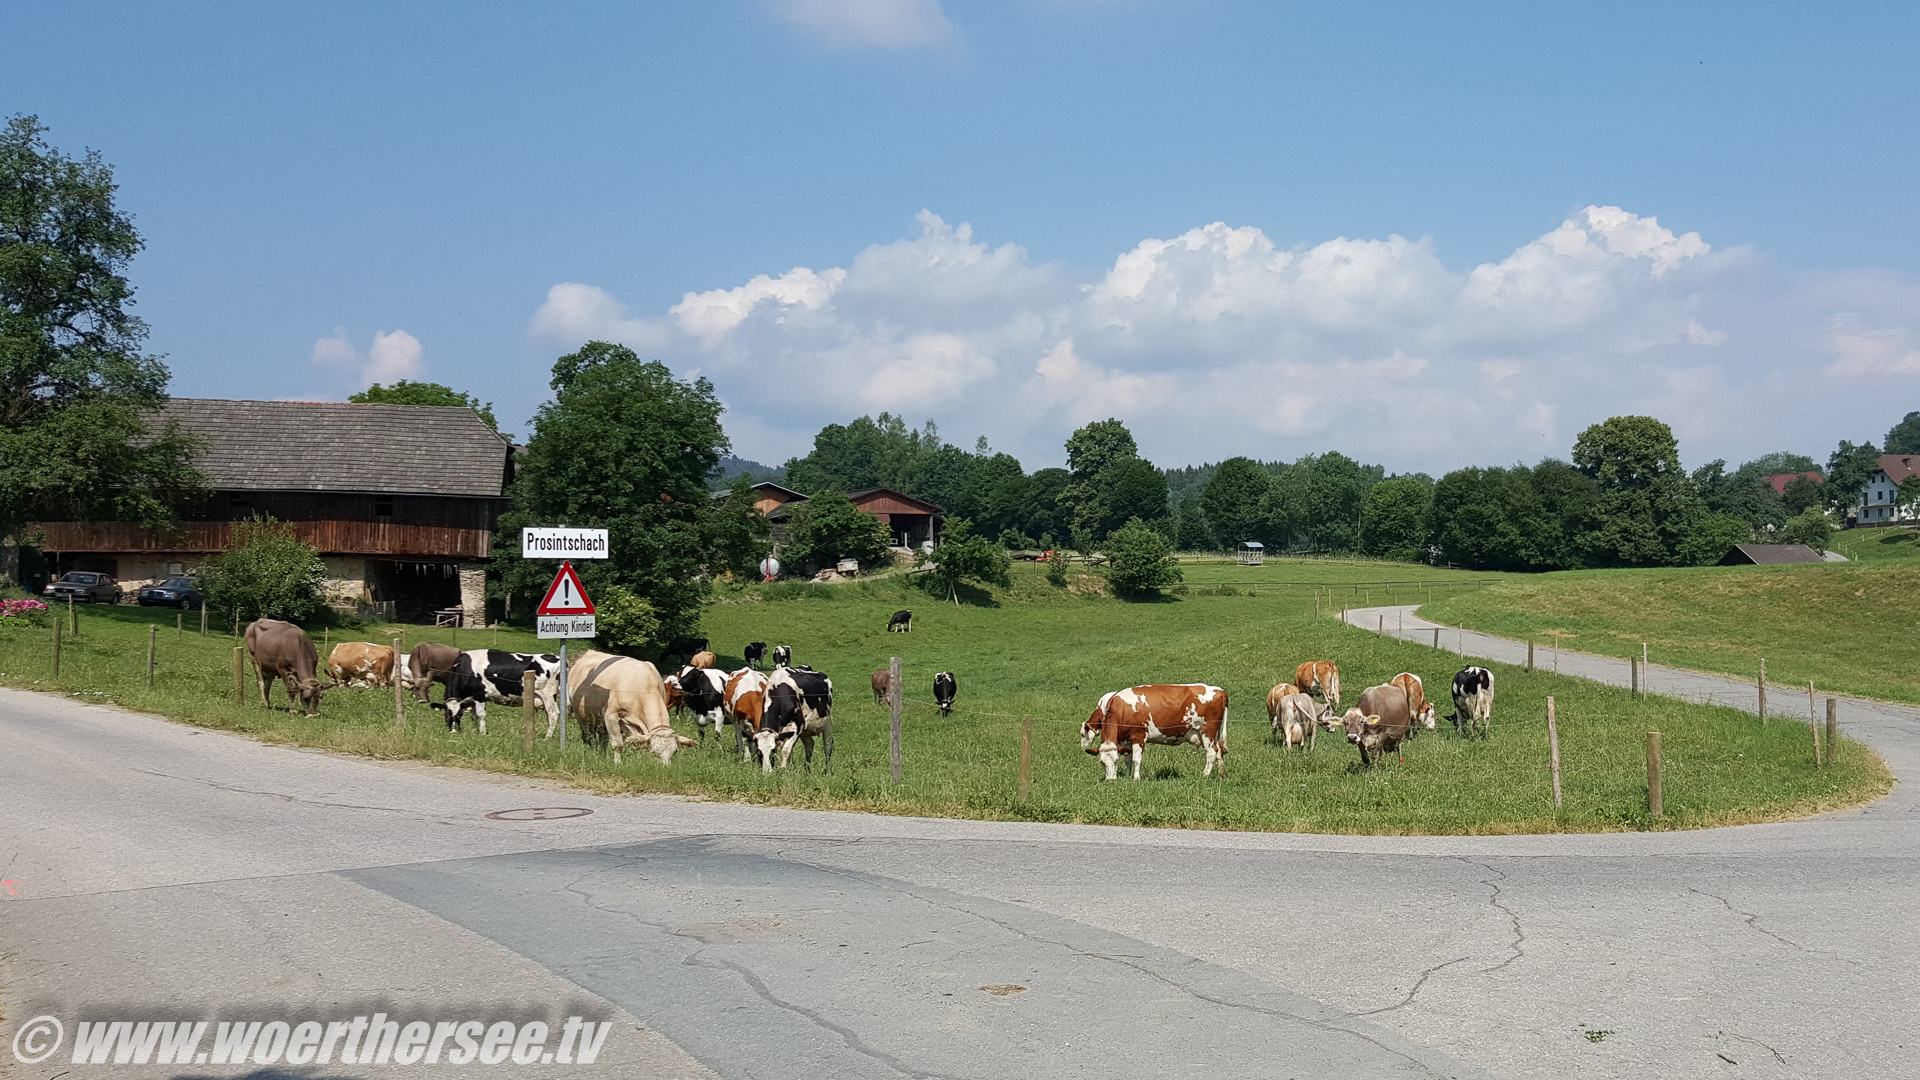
[240,612,1496,782]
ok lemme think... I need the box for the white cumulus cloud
[765,0,953,50]
[309,328,425,389]
[527,207,1920,473]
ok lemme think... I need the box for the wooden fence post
[889,655,903,785]
[1808,682,1822,767]
[52,618,62,678]
[147,624,157,689]
[200,601,208,636]
[1757,659,1767,720]
[1433,627,1441,650]
[1631,657,1639,698]
[176,611,183,641]
[523,686,535,756]
[1377,613,1384,633]
[68,596,76,635]
[233,646,245,706]
[1646,731,1663,817]
[1526,641,1534,671]
[1825,697,1838,757]
[1018,714,1032,805]
[392,636,406,729]
[1546,696,1562,809]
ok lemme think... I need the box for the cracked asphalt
[4,612,1918,1080]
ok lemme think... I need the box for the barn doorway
[369,560,463,623]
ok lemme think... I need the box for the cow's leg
[823,729,833,774]
[800,732,815,772]
[1097,741,1119,781]
[1204,734,1222,778]
[777,733,797,770]
[255,669,273,709]
[475,701,489,736]
[1129,743,1143,780]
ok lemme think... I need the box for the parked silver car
[43,572,123,604]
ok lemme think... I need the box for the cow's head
[648,730,699,765]
[1341,708,1376,744]
[1080,709,1105,752]
[1415,703,1436,730]
[297,678,338,716]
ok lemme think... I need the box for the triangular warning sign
[536,560,596,616]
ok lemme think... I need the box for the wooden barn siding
[194,491,498,530]
[30,520,493,559]
[850,493,938,516]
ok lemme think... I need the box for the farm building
[1855,455,1919,526]
[740,482,944,549]
[1718,544,1826,565]
[27,398,512,623]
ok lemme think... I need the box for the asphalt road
[3,614,1916,1079]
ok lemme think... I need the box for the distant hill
[712,455,786,488]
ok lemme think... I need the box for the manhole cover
[484,807,593,821]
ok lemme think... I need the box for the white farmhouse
[1857,454,1920,525]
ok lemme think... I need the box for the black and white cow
[933,672,957,716]
[1451,666,1495,739]
[666,664,731,743]
[765,665,834,771]
[441,649,561,735]
[743,642,767,670]
[886,609,913,633]
[772,644,792,668]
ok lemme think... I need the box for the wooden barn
[747,482,944,550]
[28,398,513,623]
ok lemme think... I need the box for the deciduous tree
[1103,516,1182,598]
[350,379,498,430]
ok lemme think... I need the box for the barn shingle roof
[152,398,512,497]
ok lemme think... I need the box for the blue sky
[7,1,1919,472]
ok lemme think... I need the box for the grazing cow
[1081,684,1229,781]
[1264,683,1300,740]
[886,609,913,633]
[245,619,335,716]
[406,641,462,704]
[1274,692,1330,750]
[725,668,775,769]
[441,649,562,735]
[567,650,696,765]
[933,672,956,716]
[765,666,834,771]
[326,641,397,688]
[1343,683,1413,767]
[1451,667,1495,739]
[689,650,717,670]
[665,664,730,742]
[772,645,792,668]
[1390,672,1437,732]
[1293,661,1342,708]
[743,642,767,670]
[665,637,708,665]
[871,669,892,705]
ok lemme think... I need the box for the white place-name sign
[537,615,597,639]
[522,527,610,559]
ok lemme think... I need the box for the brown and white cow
[1081,683,1228,780]
[871,669,892,705]
[1274,692,1330,750]
[1343,683,1413,767]
[1294,661,1342,708]
[566,650,696,765]
[326,641,397,688]
[1389,672,1436,731]
[725,667,773,769]
[689,650,717,670]
[1265,682,1299,732]
[406,641,462,704]
[245,619,335,716]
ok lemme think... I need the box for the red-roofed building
[1858,455,1920,525]
[1764,471,1823,495]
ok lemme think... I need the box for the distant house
[739,482,944,550]
[28,398,512,623]
[1719,544,1825,565]
[1856,455,1920,526]
[1764,471,1823,494]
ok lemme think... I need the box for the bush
[1045,555,1069,589]
[0,596,50,627]
[200,517,327,621]
[782,488,893,571]
[997,528,1035,550]
[919,520,1012,601]
[1677,512,1753,566]
[1780,508,1834,553]
[595,584,660,653]
[1104,516,1183,598]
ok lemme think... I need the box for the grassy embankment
[0,558,1887,834]
[1420,560,1920,708]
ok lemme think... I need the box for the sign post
[524,528,609,747]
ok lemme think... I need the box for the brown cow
[1274,692,1330,750]
[689,650,717,670]
[1081,683,1228,780]
[1390,672,1436,732]
[245,619,335,715]
[1264,682,1299,733]
[1294,661,1342,708]
[567,650,696,765]
[725,667,774,770]
[871,669,892,705]
[407,641,461,703]
[326,642,396,688]
[1343,683,1413,767]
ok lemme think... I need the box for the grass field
[1421,562,1920,706]
[1830,525,1920,565]
[0,561,1887,834]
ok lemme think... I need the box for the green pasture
[1421,562,1920,707]
[0,563,1887,834]
[1830,525,1920,565]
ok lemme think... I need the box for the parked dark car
[44,572,122,604]
[138,577,203,609]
